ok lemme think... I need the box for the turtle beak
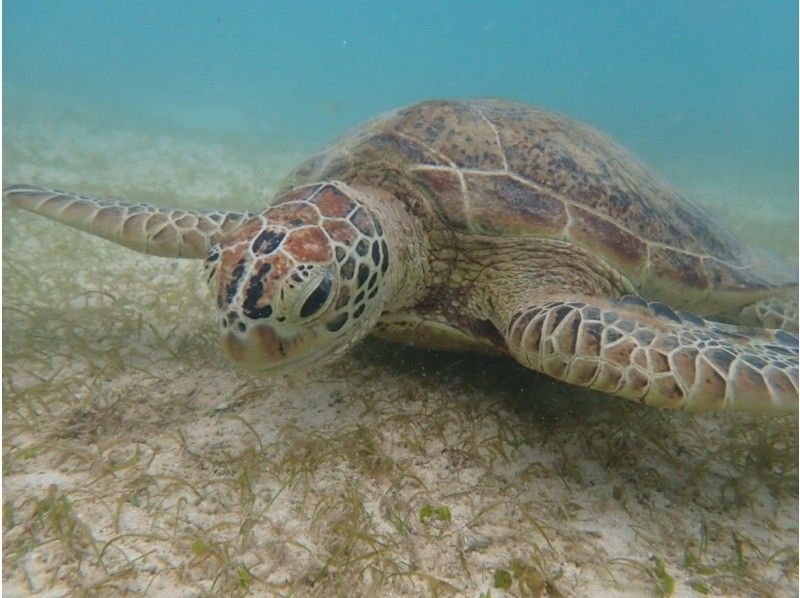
[222,323,322,373]
[223,324,286,368]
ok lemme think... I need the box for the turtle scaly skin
[5,99,798,413]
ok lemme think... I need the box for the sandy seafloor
[2,100,798,597]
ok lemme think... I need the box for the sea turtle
[5,99,798,413]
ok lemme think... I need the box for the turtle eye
[299,272,333,319]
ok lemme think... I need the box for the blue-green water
[4,0,798,250]
[3,4,799,595]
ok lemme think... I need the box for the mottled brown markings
[267,202,320,227]
[363,131,440,166]
[273,184,323,206]
[391,101,505,169]
[251,229,286,255]
[310,185,356,217]
[647,246,708,289]
[411,168,469,232]
[568,205,647,271]
[222,217,263,246]
[283,227,332,262]
[350,208,376,236]
[466,173,568,236]
[323,219,359,245]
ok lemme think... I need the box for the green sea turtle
[5,99,798,413]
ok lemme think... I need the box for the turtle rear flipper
[718,296,799,333]
[3,184,253,258]
[501,294,798,413]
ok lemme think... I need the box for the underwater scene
[3,1,798,596]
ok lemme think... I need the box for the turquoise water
[3,1,798,249]
[5,1,796,149]
[3,4,799,595]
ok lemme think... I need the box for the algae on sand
[2,106,798,596]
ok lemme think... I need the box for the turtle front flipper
[501,294,798,413]
[3,184,253,258]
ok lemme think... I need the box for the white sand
[2,105,798,596]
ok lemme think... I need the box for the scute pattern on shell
[282,99,794,305]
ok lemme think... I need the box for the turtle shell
[283,99,795,311]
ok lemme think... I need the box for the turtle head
[204,182,391,374]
